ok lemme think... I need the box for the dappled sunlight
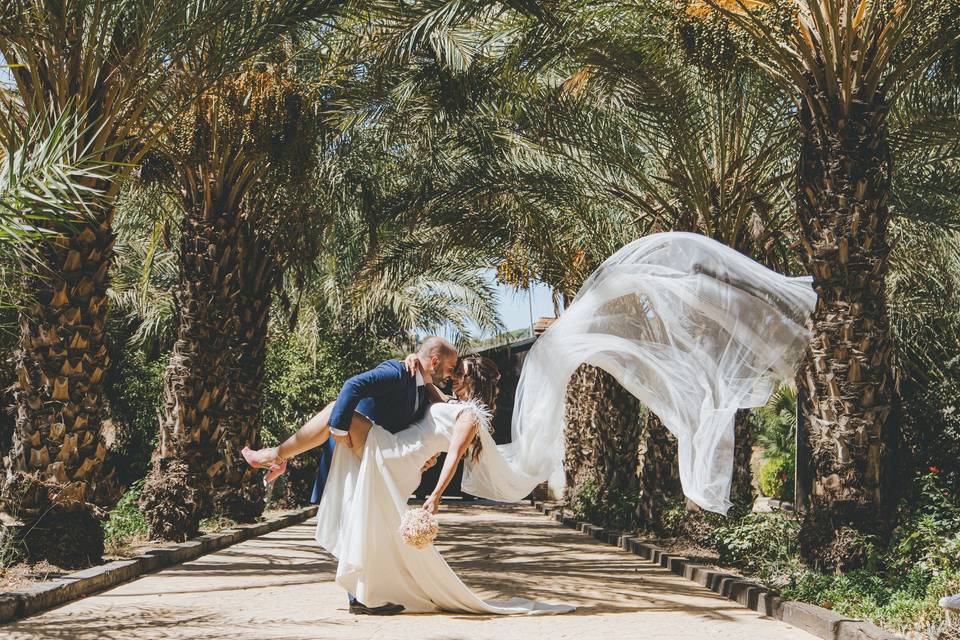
[3,504,816,639]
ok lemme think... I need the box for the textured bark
[563,365,644,527]
[1,210,120,566]
[141,204,277,539]
[140,456,209,542]
[1,350,14,456]
[635,411,682,528]
[563,366,598,497]
[212,222,278,520]
[565,368,750,529]
[730,408,755,508]
[139,66,319,538]
[142,208,242,540]
[795,93,898,571]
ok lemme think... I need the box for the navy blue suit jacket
[311,360,428,503]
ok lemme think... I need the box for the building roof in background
[534,316,556,336]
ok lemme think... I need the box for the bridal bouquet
[399,508,438,549]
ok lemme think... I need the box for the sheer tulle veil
[462,232,816,514]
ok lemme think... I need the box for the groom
[312,335,459,615]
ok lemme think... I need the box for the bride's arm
[422,414,478,514]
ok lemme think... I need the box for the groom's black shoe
[349,602,405,616]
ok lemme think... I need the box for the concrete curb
[0,505,318,625]
[531,501,904,640]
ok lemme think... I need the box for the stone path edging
[532,501,903,640]
[0,505,318,625]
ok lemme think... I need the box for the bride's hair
[456,355,500,462]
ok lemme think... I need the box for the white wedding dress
[314,399,575,615]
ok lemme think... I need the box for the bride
[245,354,575,614]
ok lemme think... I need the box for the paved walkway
[3,503,815,639]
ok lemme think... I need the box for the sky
[484,269,556,337]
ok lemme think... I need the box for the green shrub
[753,384,797,501]
[755,385,797,461]
[105,342,166,487]
[778,567,960,635]
[569,477,643,532]
[602,489,644,531]
[712,512,800,572]
[262,324,394,447]
[765,472,960,635]
[659,498,742,546]
[901,376,960,498]
[260,322,394,506]
[262,331,332,447]
[570,477,599,522]
[758,456,794,500]
[103,480,149,552]
[199,515,238,532]
[888,472,960,579]
[659,500,688,535]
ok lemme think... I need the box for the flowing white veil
[462,232,816,514]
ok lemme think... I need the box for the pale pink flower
[399,508,439,549]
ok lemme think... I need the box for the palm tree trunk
[139,200,282,539]
[635,410,682,529]
[564,364,644,529]
[1,211,120,567]
[731,408,755,508]
[140,207,248,540]
[1,349,14,457]
[563,365,600,500]
[795,94,898,571]
[211,223,278,521]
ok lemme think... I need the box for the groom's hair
[418,336,457,359]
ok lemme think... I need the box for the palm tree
[302,126,506,349]
[0,106,115,566]
[136,55,329,538]
[0,0,349,564]
[691,0,960,570]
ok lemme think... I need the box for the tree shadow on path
[1,503,785,639]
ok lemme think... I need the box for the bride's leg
[243,401,336,468]
[273,401,336,461]
[254,406,373,463]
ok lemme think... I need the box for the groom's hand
[332,430,353,448]
[402,353,419,376]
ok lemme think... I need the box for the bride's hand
[402,353,419,377]
[423,493,441,515]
